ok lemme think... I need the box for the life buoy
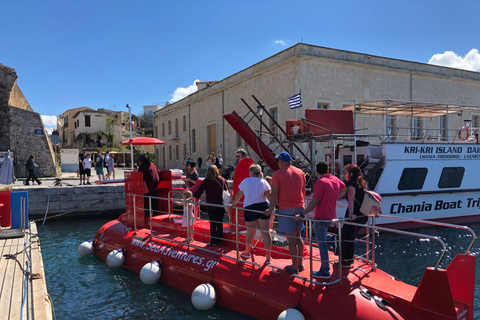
[458,126,470,141]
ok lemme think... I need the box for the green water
[37,217,480,320]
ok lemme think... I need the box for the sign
[34,129,44,135]
[386,143,480,160]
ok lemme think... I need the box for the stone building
[0,64,56,178]
[153,43,480,170]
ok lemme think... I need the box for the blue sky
[2,1,480,134]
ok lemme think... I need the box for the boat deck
[0,222,52,320]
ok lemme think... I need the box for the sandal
[240,252,251,259]
[265,258,272,265]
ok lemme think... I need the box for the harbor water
[37,217,480,320]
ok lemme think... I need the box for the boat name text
[390,198,480,214]
[403,146,480,159]
[130,239,219,271]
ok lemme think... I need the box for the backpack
[357,190,382,216]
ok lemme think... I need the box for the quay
[0,221,52,320]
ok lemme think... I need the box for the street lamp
[126,104,134,171]
[257,104,265,138]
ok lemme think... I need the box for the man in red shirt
[299,161,346,279]
[264,151,306,274]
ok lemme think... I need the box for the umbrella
[121,137,166,146]
[0,150,15,185]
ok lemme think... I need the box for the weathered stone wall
[17,184,126,219]
[0,64,56,177]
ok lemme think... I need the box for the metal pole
[126,104,134,171]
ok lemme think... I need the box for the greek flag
[288,92,302,109]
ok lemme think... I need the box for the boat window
[438,167,464,188]
[398,168,428,190]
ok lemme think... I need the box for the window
[438,167,464,188]
[183,115,186,132]
[317,103,329,110]
[183,143,187,159]
[473,115,479,129]
[398,168,428,190]
[155,125,158,138]
[269,107,278,135]
[169,146,172,161]
[191,129,196,153]
[175,145,179,160]
[168,120,171,135]
[162,123,165,137]
[85,115,91,127]
[76,119,79,128]
[412,117,422,139]
[236,132,243,148]
[175,118,178,137]
[65,115,69,128]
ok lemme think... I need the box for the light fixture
[464,119,472,128]
[257,105,264,117]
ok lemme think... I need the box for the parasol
[121,137,166,146]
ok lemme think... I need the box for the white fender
[191,283,216,310]
[106,248,125,268]
[140,261,161,285]
[278,308,305,320]
[78,241,94,257]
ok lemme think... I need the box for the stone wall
[0,64,56,177]
[18,184,126,219]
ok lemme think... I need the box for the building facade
[153,43,480,170]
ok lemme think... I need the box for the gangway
[223,95,314,177]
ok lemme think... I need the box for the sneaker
[240,252,251,259]
[312,270,331,280]
[80,182,83,185]
[25,182,30,185]
[284,265,299,274]
[37,181,42,185]
[86,182,91,185]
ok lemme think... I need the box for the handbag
[216,178,231,207]
[355,190,382,216]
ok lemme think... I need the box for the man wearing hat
[264,151,306,274]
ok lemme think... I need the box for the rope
[33,200,104,223]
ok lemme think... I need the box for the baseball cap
[276,151,292,162]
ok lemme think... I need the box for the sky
[2,1,480,135]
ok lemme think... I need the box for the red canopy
[121,137,166,145]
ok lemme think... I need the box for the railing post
[338,220,343,280]
[235,208,239,260]
[133,195,137,234]
[308,219,313,283]
[149,196,153,237]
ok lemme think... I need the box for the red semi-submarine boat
[80,164,476,320]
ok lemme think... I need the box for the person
[222,162,234,180]
[217,154,223,174]
[232,148,247,178]
[95,151,105,181]
[184,152,191,170]
[79,148,86,185]
[174,190,195,242]
[206,155,212,168]
[297,161,346,279]
[106,154,115,180]
[104,151,110,179]
[136,155,160,217]
[183,161,199,190]
[264,151,306,274]
[210,152,217,168]
[197,156,203,170]
[339,164,369,268]
[83,154,92,185]
[193,165,230,246]
[25,155,41,185]
[230,164,272,263]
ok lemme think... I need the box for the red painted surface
[0,190,11,227]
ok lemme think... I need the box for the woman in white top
[230,164,272,263]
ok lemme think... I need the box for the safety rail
[125,192,477,284]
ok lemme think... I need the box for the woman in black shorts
[230,164,272,263]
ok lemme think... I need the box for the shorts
[85,169,91,177]
[79,164,86,175]
[96,167,104,175]
[244,202,270,222]
[277,207,305,234]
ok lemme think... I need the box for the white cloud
[45,127,55,135]
[169,79,200,103]
[41,115,57,126]
[428,49,480,72]
[274,40,286,46]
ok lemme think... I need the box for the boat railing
[126,192,475,284]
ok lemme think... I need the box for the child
[174,190,195,242]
